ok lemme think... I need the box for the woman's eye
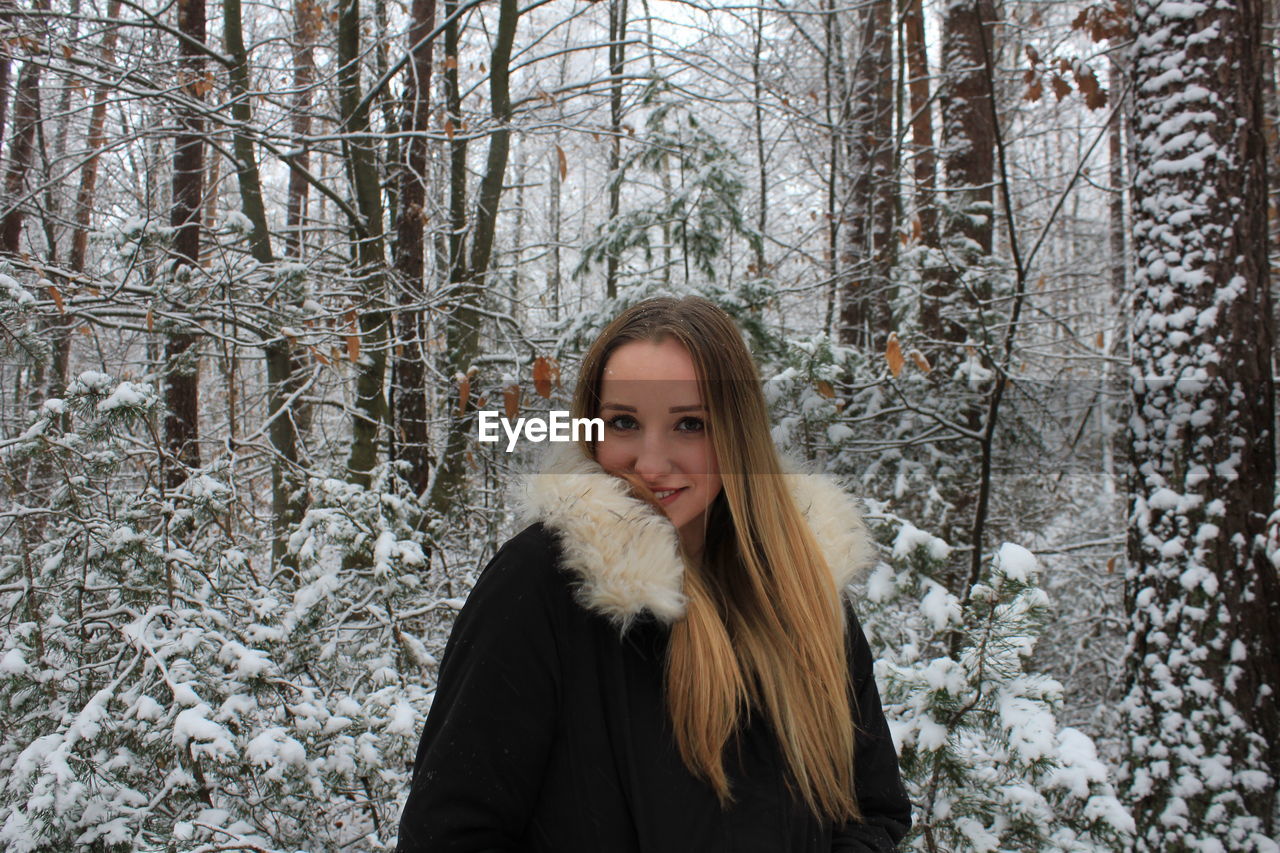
[607,414,638,431]
[675,416,705,433]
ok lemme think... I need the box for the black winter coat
[395,449,912,853]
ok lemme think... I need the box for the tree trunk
[164,0,207,487]
[225,0,309,574]
[428,0,520,517]
[1122,0,1280,844]
[838,0,895,349]
[0,0,15,161]
[751,1,768,279]
[906,0,952,346]
[70,0,121,272]
[605,0,628,299]
[823,0,846,337]
[1,59,41,254]
[548,141,561,322]
[338,0,390,487]
[940,0,996,260]
[281,0,318,512]
[1108,59,1127,307]
[285,0,318,258]
[392,0,437,500]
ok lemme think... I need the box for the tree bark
[285,0,318,257]
[838,0,896,349]
[605,0,628,299]
[69,0,121,272]
[392,0,437,500]
[906,0,954,348]
[428,0,520,517]
[1,59,41,254]
[225,0,309,574]
[338,0,390,487]
[0,0,15,161]
[548,142,561,322]
[939,0,996,260]
[164,0,207,487]
[1122,0,1280,844]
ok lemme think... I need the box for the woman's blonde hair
[571,295,860,822]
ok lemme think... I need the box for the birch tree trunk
[1122,0,1280,844]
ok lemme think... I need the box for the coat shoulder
[477,522,575,602]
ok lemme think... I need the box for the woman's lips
[653,487,685,505]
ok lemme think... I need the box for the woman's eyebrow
[599,403,705,413]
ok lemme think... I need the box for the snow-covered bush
[0,377,443,852]
[858,521,1134,851]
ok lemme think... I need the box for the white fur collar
[520,444,877,630]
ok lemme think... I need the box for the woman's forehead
[599,377,705,409]
[602,338,699,382]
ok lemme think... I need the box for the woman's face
[594,337,723,555]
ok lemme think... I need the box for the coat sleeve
[395,530,564,853]
[831,598,913,853]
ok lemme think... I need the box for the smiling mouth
[653,487,685,504]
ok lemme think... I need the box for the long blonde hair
[571,296,860,822]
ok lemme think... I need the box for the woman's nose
[633,435,672,480]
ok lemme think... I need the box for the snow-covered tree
[863,520,1133,851]
[1121,0,1280,845]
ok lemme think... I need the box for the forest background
[0,0,1277,849]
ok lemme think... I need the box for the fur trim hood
[519,444,878,629]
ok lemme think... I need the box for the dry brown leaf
[1074,63,1108,110]
[886,332,905,378]
[909,349,932,373]
[533,356,555,399]
[504,384,520,420]
[458,374,470,415]
[48,285,65,314]
[556,145,567,182]
[815,380,835,399]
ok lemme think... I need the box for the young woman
[396,297,911,852]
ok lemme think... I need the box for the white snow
[995,543,1037,583]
